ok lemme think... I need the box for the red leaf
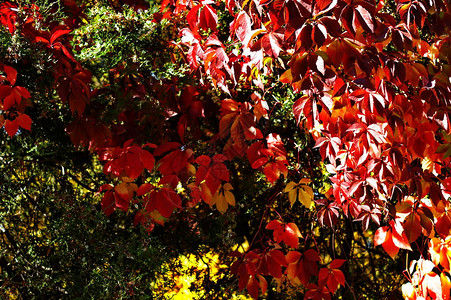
[50,29,71,45]
[247,276,259,299]
[403,213,422,243]
[261,33,281,58]
[35,36,50,44]
[297,23,313,52]
[251,157,268,169]
[318,268,329,287]
[4,118,19,137]
[304,283,331,300]
[304,249,320,262]
[61,45,76,62]
[68,81,87,114]
[195,155,211,166]
[319,267,344,293]
[158,148,191,176]
[317,204,339,227]
[286,250,302,263]
[340,6,355,35]
[286,249,320,285]
[355,5,374,33]
[14,86,30,98]
[3,91,18,110]
[154,142,181,156]
[293,95,314,126]
[101,191,115,216]
[284,222,301,248]
[266,220,284,244]
[436,214,451,238]
[318,259,347,293]
[124,152,144,179]
[262,249,287,278]
[212,153,227,163]
[115,193,130,211]
[16,113,32,131]
[139,149,155,172]
[320,16,341,37]
[3,65,17,85]
[231,11,251,42]
[0,85,12,99]
[195,154,229,194]
[137,183,152,196]
[266,219,283,230]
[199,5,217,32]
[237,264,249,291]
[391,220,412,250]
[263,160,287,183]
[312,23,327,47]
[266,133,287,157]
[186,4,201,30]
[333,269,346,285]
[270,249,287,266]
[98,184,113,193]
[329,259,346,269]
[314,0,337,16]
[148,188,181,218]
[266,220,301,247]
[265,256,282,278]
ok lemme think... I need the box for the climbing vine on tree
[1,0,450,298]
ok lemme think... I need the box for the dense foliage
[0,0,450,299]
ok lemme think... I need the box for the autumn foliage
[1,0,450,298]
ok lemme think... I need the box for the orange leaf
[381,231,399,259]
[391,220,412,250]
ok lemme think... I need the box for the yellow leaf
[302,185,314,198]
[212,183,235,213]
[421,156,433,171]
[284,179,314,208]
[288,189,297,207]
[284,181,297,192]
[297,188,306,207]
[298,188,313,209]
